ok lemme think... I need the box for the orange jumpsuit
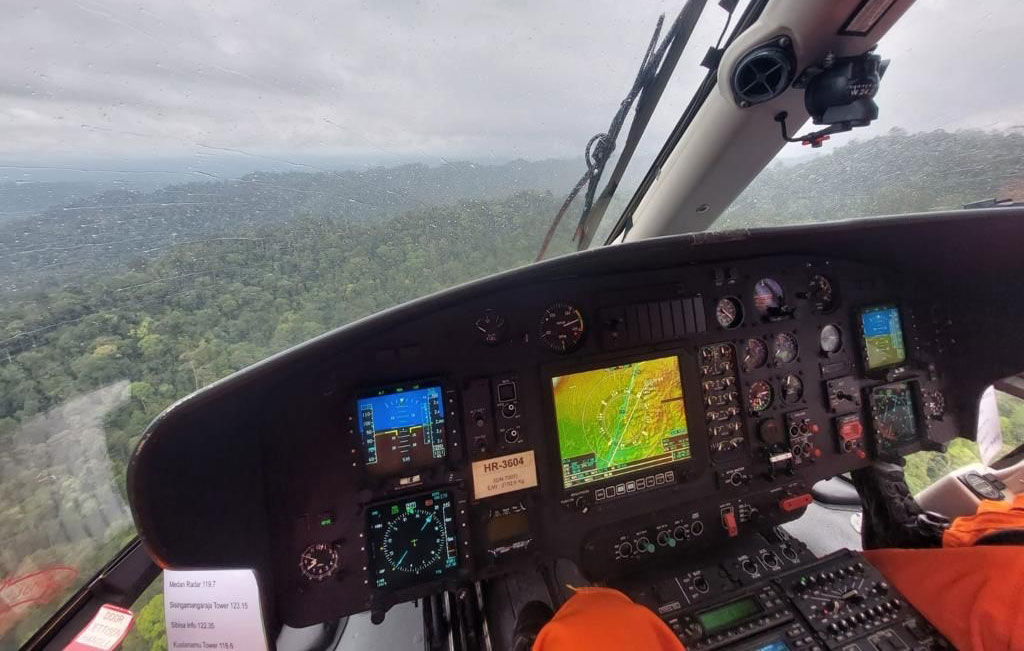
[533,496,1024,651]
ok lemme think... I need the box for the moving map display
[860,305,906,370]
[869,382,920,454]
[552,356,691,489]
[357,384,447,476]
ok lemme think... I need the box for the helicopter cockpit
[7,1,1024,650]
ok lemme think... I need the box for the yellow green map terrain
[552,356,690,487]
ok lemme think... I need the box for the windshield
[719,0,1024,229]
[0,1,738,647]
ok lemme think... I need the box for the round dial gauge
[748,380,774,412]
[772,332,799,364]
[753,278,785,316]
[819,324,842,354]
[299,542,340,581]
[715,296,743,329]
[381,509,448,574]
[922,390,946,418]
[539,302,585,353]
[781,374,804,404]
[474,309,507,345]
[742,338,768,371]
[808,274,835,312]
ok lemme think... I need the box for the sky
[0,0,1022,180]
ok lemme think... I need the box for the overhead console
[128,209,1024,633]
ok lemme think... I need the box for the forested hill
[3,128,1024,647]
[720,128,1024,228]
[0,158,582,294]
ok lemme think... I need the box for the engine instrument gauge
[299,542,340,581]
[715,296,743,328]
[808,274,836,312]
[819,324,842,354]
[474,309,507,345]
[922,389,946,419]
[747,380,774,413]
[781,374,804,404]
[367,490,459,590]
[752,278,785,316]
[539,302,585,353]
[742,338,768,371]
[772,332,799,364]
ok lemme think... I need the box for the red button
[722,511,738,537]
[779,493,813,512]
[839,419,863,441]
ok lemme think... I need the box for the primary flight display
[552,356,691,489]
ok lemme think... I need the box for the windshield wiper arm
[535,0,710,261]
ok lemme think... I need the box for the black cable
[535,12,673,261]
[713,1,736,50]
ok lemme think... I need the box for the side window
[903,390,1024,494]
[122,577,166,651]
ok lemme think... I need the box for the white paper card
[977,386,1004,465]
[164,569,269,651]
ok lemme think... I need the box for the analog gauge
[748,380,774,412]
[752,278,785,316]
[742,338,768,372]
[474,309,507,345]
[922,390,946,419]
[539,302,585,353]
[819,324,842,354]
[772,332,799,364]
[299,542,340,581]
[715,296,743,329]
[781,374,804,404]
[808,274,835,312]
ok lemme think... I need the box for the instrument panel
[129,210,1024,631]
[268,255,957,625]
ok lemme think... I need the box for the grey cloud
[0,0,1021,167]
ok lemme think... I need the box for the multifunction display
[357,383,446,476]
[869,382,920,454]
[366,490,459,590]
[552,356,691,489]
[860,305,906,370]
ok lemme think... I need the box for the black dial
[474,309,508,345]
[715,296,743,328]
[808,274,835,312]
[539,302,585,352]
[748,380,774,412]
[299,542,339,581]
[381,509,447,574]
[922,390,945,419]
[742,338,768,371]
[781,374,804,404]
[772,332,799,364]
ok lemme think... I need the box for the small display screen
[357,384,446,476]
[366,490,459,590]
[752,642,790,651]
[552,356,691,489]
[860,305,906,370]
[697,597,761,634]
[870,381,920,453]
[485,510,530,544]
